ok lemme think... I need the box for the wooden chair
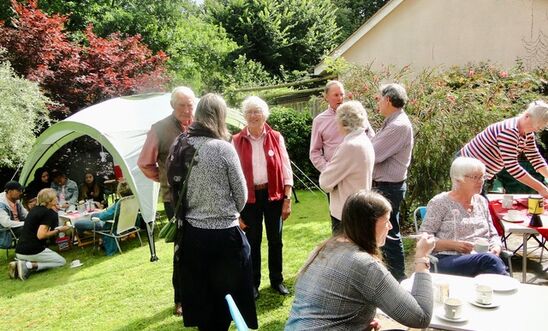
[93,195,142,254]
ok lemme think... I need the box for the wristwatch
[284,195,291,200]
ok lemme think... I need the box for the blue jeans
[436,253,508,276]
[374,181,407,281]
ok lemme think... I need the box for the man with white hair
[137,86,195,316]
[371,83,414,282]
[460,100,548,197]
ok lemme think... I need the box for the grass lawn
[0,190,334,330]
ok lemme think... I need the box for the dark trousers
[436,253,508,276]
[165,201,181,305]
[331,215,341,235]
[241,189,284,288]
[374,181,407,282]
[179,223,258,330]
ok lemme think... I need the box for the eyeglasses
[464,174,489,181]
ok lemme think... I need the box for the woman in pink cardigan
[319,100,375,234]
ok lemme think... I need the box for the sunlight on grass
[0,191,331,330]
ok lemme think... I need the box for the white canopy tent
[19,92,246,261]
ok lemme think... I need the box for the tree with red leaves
[0,0,168,118]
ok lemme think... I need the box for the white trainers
[8,261,18,279]
[16,260,29,280]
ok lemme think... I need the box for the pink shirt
[309,108,343,172]
[137,129,161,182]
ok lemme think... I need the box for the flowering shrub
[341,62,547,220]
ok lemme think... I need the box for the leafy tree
[0,0,168,118]
[207,0,341,76]
[333,0,389,42]
[0,56,51,168]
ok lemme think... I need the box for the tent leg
[145,221,159,262]
[292,187,300,203]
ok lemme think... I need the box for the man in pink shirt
[309,80,345,173]
[137,86,195,316]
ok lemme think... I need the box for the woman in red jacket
[232,96,293,299]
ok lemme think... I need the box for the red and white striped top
[460,117,546,179]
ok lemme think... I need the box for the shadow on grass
[111,307,179,331]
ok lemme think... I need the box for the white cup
[70,259,82,268]
[475,284,493,305]
[474,238,489,253]
[444,298,463,319]
[507,209,521,221]
[502,195,514,209]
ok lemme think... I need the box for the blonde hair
[37,188,57,207]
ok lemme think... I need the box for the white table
[486,194,546,283]
[427,273,547,331]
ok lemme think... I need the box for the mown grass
[0,190,332,330]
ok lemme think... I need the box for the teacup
[474,238,489,253]
[475,284,493,305]
[502,195,513,209]
[70,259,82,268]
[444,298,463,319]
[507,210,521,222]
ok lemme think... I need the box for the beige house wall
[338,0,548,71]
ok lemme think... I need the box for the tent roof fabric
[20,93,245,223]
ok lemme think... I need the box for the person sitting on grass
[419,157,507,276]
[286,190,435,330]
[12,188,71,280]
[73,180,136,256]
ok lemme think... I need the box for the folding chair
[93,195,142,254]
[225,294,248,331]
[0,226,19,259]
[413,207,438,272]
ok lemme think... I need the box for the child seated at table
[420,157,508,276]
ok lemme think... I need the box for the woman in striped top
[460,100,548,197]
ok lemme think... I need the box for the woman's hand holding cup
[415,233,436,257]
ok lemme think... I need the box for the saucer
[474,274,519,292]
[468,299,500,308]
[501,215,524,223]
[435,308,468,323]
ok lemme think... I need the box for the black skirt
[177,222,258,330]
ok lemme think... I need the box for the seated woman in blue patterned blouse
[420,157,507,276]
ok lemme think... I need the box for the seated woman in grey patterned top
[286,190,435,331]
[419,157,507,276]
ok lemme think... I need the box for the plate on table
[468,299,500,309]
[435,308,468,323]
[501,215,525,223]
[474,274,519,292]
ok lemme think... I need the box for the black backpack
[166,133,197,220]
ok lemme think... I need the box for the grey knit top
[286,241,433,330]
[185,136,247,229]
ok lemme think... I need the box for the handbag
[159,145,199,243]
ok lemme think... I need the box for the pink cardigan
[319,130,375,220]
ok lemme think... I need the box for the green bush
[341,61,547,222]
[267,106,316,189]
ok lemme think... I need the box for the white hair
[450,157,486,189]
[324,80,344,94]
[242,96,270,119]
[336,101,369,132]
[171,86,196,104]
[524,100,548,127]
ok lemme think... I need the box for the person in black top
[13,188,70,280]
[23,167,50,209]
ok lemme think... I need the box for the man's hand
[281,199,291,221]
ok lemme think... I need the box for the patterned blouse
[420,192,502,255]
